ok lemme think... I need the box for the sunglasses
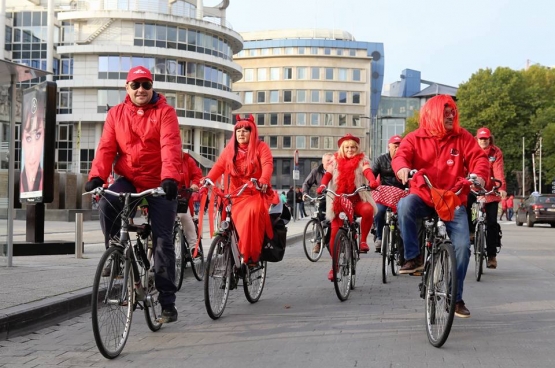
[128,81,153,90]
[443,109,457,118]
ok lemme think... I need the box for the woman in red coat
[317,134,379,280]
[202,115,274,264]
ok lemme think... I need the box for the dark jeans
[374,203,388,240]
[98,177,178,307]
[467,194,500,258]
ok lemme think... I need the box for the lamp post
[360,116,372,156]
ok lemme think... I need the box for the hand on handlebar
[397,168,411,185]
[317,185,326,195]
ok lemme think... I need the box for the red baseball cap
[126,66,153,82]
[476,127,491,139]
[388,135,402,144]
[338,133,360,147]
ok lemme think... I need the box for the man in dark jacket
[371,135,407,252]
[286,186,295,211]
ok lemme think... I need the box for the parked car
[515,193,555,227]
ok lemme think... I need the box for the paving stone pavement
[1,220,555,367]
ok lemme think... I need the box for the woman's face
[22,115,44,175]
[342,141,359,158]
[235,127,251,145]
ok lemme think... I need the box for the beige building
[233,29,385,189]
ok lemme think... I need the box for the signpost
[292,150,299,221]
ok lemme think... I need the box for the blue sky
[224,0,554,87]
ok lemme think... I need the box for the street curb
[0,232,305,341]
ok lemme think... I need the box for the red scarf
[333,153,364,213]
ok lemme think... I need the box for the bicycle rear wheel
[204,235,231,320]
[303,219,325,262]
[173,225,186,291]
[190,240,205,281]
[474,224,486,282]
[91,246,133,359]
[141,236,162,332]
[333,229,352,301]
[381,225,390,284]
[243,261,267,303]
[425,241,457,348]
[391,229,404,276]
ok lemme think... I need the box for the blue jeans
[98,177,178,307]
[397,194,471,302]
[374,203,388,240]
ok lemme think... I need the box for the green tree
[404,110,420,135]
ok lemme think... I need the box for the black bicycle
[381,206,404,284]
[302,194,330,262]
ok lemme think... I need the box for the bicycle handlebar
[304,194,325,202]
[200,177,262,198]
[83,186,166,198]
[324,185,370,198]
[468,174,502,196]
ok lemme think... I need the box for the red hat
[388,135,402,144]
[337,133,360,147]
[476,127,491,139]
[126,66,153,82]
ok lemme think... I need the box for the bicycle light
[339,212,347,221]
[220,220,230,230]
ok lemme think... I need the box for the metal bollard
[75,213,83,258]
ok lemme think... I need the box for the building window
[297,67,307,79]
[257,68,267,81]
[282,160,291,175]
[324,113,333,126]
[296,136,306,149]
[352,115,361,127]
[57,88,72,114]
[257,114,265,125]
[272,47,281,55]
[200,131,217,162]
[311,90,319,103]
[283,136,292,148]
[98,89,126,113]
[181,128,193,150]
[249,49,256,56]
[336,49,343,56]
[259,135,265,142]
[244,91,253,104]
[269,136,278,148]
[325,68,333,80]
[270,113,278,125]
[298,47,305,54]
[260,48,269,56]
[297,113,306,126]
[339,114,346,126]
[56,124,73,172]
[352,92,361,104]
[270,67,279,80]
[324,137,334,149]
[244,68,254,81]
[297,90,306,103]
[310,47,318,55]
[270,90,279,103]
[325,91,333,103]
[339,91,347,103]
[311,67,320,80]
[310,113,320,126]
[257,91,265,103]
[284,113,292,125]
[80,149,94,174]
[310,136,320,148]
[283,90,292,102]
[353,69,361,81]
[338,68,347,81]
[324,48,331,55]
[349,49,356,56]
[284,67,293,79]
[285,47,294,55]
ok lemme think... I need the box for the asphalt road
[1,222,555,368]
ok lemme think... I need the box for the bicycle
[468,175,502,282]
[302,194,331,262]
[87,186,166,359]
[174,189,204,289]
[202,178,270,319]
[323,185,369,302]
[414,172,458,348]
[381,206,405,284]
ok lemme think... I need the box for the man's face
[388,143,400,158]
[478,137,490,149]
[126,78,153,106]
[322,155,333,171]
[443,106,456,130]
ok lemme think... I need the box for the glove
[161,179,178,201]
[85,177,104,192]
[198,186,208,197]
[317,185,326,195]
[321,172,332,187]
[363,168,379,189]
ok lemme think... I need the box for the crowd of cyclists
[85,65,507,327]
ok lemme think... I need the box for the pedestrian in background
[507,195,514,221]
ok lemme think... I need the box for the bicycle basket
[339,196,354,223]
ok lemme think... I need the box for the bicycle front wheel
[204,235,232,320]
[333,229,352,301]
[190,240,205,281]
[425,241,457,348]
[391,229,404,276]
[243,261,267,303]
[142,235,162,332]
[381,225,390,284]
[173,226,186,291]
[303,219,325,262]
[91,246,133,359]
[474,224,486,282]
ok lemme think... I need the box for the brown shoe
[312,243,321,254]
[455,301,470,318]
[487,256,497,269]
[399,257,424,274]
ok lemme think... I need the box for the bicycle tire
[204,235,231,320]
[243,261,267,303]
[173,226,186,291]
[91,246,133,359]
[139,235,162,332]
[190,239,205,281]
[391,229,404,276]
[381,225,390,284]
[475,223,486,282]
[425,241,457,348]
[351,234,359,290]
[333,229,352,301]
[303,219,325,262]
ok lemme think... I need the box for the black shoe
[455,301,471,318]
[160,305,178,323]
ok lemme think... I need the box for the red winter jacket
[88,92,182,192]
[180,153,203,188]
[392,127,489,206]
[481,144,506,203]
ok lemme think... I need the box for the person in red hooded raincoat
[392,94,489,318]
[85,65,182,323]
[201,115,274,264]
[178,152,203,251]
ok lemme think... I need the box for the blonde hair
[337,139,359,158]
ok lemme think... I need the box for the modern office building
[233,29,384,189]
[0,0,243,174]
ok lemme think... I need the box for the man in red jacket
[392,95,489,318]
[85,66,182,323]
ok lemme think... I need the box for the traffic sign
[294,149,299,165]
[293,170,300,180]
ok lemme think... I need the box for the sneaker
[487,256,497,269]
[399,257,424,274]
[312,243,321,254]
[160,305,178,323]
[374,239,382,253]
[359,242,370,253]
[455,301,471,318]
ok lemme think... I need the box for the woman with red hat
[200,115,274,264]
[317,133,379,280]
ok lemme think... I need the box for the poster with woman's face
[20,88,45,201]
